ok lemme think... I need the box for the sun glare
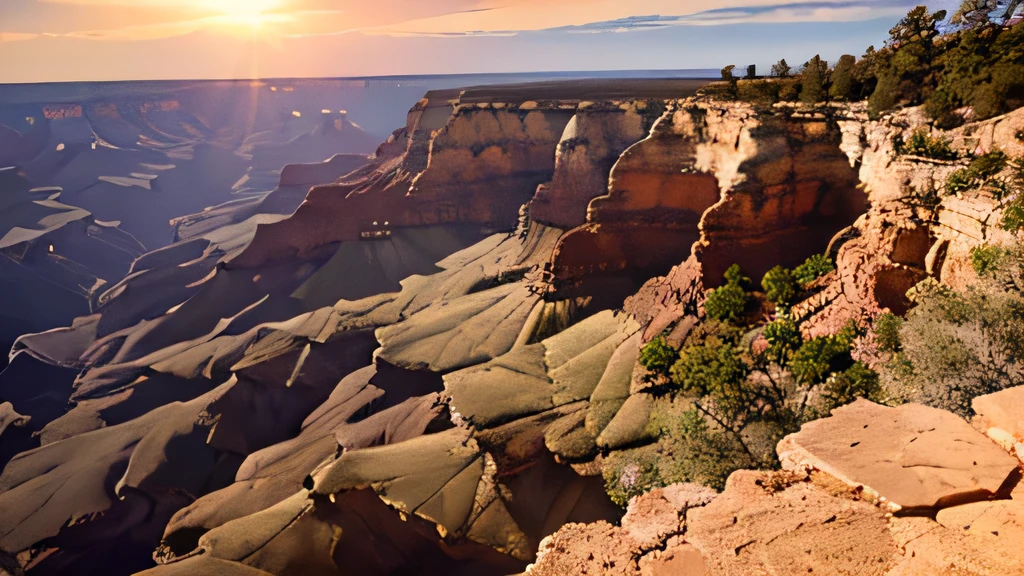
[204,0,283,29]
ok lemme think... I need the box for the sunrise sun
[204,0,283,29]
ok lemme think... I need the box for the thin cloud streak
[356,0,918,37]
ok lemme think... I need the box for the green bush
[971,150,1009,180]
[794,254,835,286]
[762,266,799,306]
[874,312,903,353]
[1004,200,1024,233]
[791,323,858,385]
[945,168,976,196]
[605,400,758,496]
[705,284,748,322]
[971,244,1010,277]
[945,150,1009,196]
[819,362,884,412]
[669,333,751,404]
[899,128,957,160]
[639,336,678,378]
[704,264,750,322]
[878,246,1024,416]
[762,312,801,365]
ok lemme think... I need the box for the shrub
[704,264,750,322]
[790,323,858,385]
[762,312,801,365]
[1004,199,1024,233]
[602,447,662,507]
[971,244,1010,277]
[819,362,884,412]
[900,128,957,160]
[794,254,835,286]
[971,150,1009,180]
[879,251,1024,416]
[944,168,976,196]
[669,333,751,404]
[607,399,758,496]
[639,336,678,378]
[659,405,758,490]
[705,284,747,322]
[946,150,1010,196]
[874,312,904,353]
[761,266,799,306]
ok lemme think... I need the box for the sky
[0,0,960,83]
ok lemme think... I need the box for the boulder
[621,484,716,549]
[777,399,1020,513]
[973,386,1024,457]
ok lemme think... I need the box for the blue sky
[0,0,960,83]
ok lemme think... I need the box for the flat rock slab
[937,499,1024,544]
[778,399,1019,512]
[684,470,897,575]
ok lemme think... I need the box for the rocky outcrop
[777,399,1021,513]
[547,103,718,309]
[0,404,29,438]
[529,101,657,229]
[528,484,716,576]
[531,387,1024,576]
[562,101,869,348]
[973,387,1024,458]
[794,105,1024,334]
[230,97,574,269]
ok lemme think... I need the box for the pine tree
[830,55,858,100]
[800,55,828,104]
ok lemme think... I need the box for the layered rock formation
[2,78,1023,576]
[794,105,1024,333]
[532,391,1024,576]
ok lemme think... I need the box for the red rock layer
[230,100,573,269]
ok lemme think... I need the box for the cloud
[354,0,919,37]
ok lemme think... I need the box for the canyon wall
[4,79,1022,576]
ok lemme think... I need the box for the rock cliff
[2,80,1023,576]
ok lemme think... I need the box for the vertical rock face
[230,100,574,269]
[548,103,719,309]
[795,105,1024,335]
[529,101,656,229]
[695,107,867,288]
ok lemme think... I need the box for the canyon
[1,75,1023,576]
